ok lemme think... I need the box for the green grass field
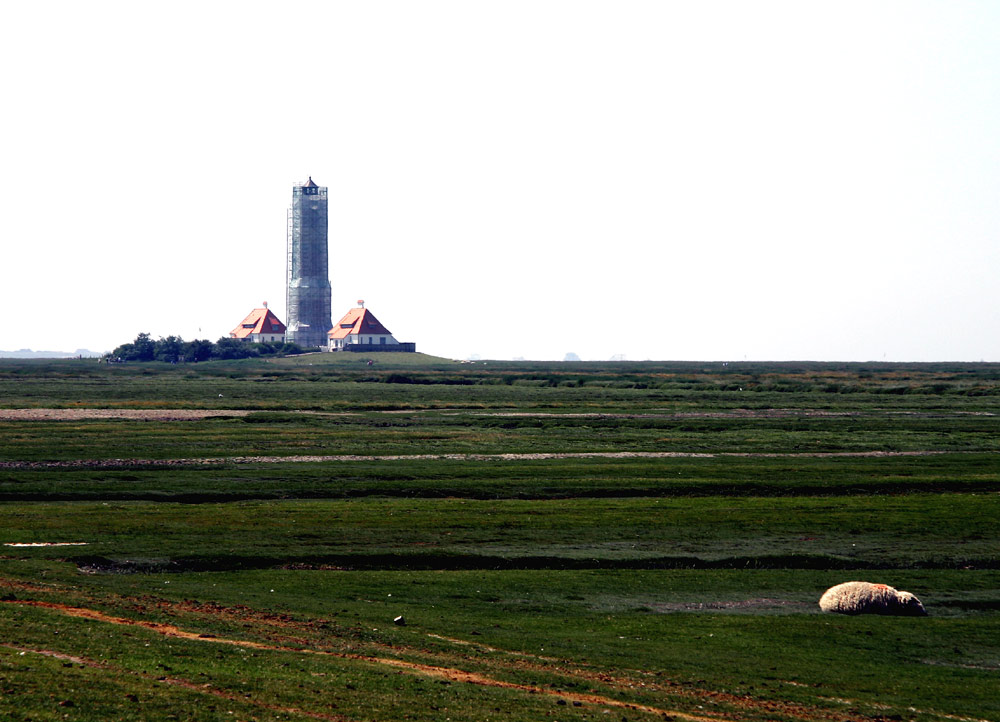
[0,356,997,721]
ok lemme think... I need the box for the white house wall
[329,334,398,350]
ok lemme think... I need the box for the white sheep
[819,581,926,616]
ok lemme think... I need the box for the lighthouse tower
[285,177,332,348]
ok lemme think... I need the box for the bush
[106,334,305,362]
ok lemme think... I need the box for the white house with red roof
[328,302,409,351]
[229,305,287,343]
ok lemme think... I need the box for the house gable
[230,308,287,340]
[328,308,393,340]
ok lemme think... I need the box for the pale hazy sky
[2,1,998,361]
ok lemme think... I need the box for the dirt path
[1,593,899,722]
[5,598,724,721]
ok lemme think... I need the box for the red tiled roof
[327,307,392,340]
[230,308,287,339]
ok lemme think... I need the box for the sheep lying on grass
[819,581,927,616]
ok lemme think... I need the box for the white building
[327,303,400,351]
[229,305,287,344]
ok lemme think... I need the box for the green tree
[182,339,214,362]
[110,332,155,361]
[154,335,183,363]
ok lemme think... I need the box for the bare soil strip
[3,408,991,421]
[0,449,954,470]
[650,599,814,613]
[1,595,901,722]
[0,409,251,421]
